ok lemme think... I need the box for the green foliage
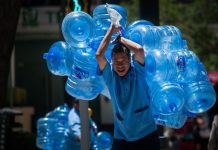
[120,0,140,26]
[159,0,218,70]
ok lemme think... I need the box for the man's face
[112,52,131,77]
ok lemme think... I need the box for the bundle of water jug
[43,4,216,128]
[36,103,70,150]
[36,103,113,150]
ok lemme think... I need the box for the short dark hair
[111,43,130,57]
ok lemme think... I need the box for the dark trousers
[112,130,160,150]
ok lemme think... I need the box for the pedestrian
[64,100,97,150]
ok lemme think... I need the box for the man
[96,24,160,150]
[64,100,97,150]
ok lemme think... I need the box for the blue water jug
[44,104,70,149]
[92,4,127,56]
[157,26,183,50]
[52,103,70,128]
[145,49,169,82]
[145,47,198,83]
[65,48,103,100]
[62,11,94,48]
[183,61,216,113]
[184,80,216,113]
[52,125,66,150]
[126,21,155,50]
[43,41,72,76]
[93,4,127,37]
[196,62,210,82]
[152,108,188,129]
[166,50,199,83]
[150,82,185,115]
[181,50,199,83]
[92,131,113,150]
[36,117,58,150]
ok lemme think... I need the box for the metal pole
[79,100,90,150]
[9,46,15,107]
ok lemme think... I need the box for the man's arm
[95,24,119,71]
[120,37,145,65]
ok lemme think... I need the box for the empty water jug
[92,4,127,44]
[184,80,216,113]
[92,131,113,150]
[93,4,127,35]
[62,11,94,48]
[150,82,185,115]
[166,50,199,83]
[65,48,103,100]
[152,108,188,129]
[36,117,58,150]
[145,49,169,82]
[43,41,72,76]
[126,21,155,50]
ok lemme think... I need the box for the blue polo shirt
[98,60,157,141]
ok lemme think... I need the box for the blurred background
[0,0,217,149]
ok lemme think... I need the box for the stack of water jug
[36,103,113,150]
[36,103,70,150]
[43,3,216,130]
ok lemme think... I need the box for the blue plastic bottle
[92,131,113,150]
[180,50,199,83]
[43,41,72,76]
[166,50,199,83]
[52,103,70,128]
[157,26,183,50]
[65,48,103,100]
[126,21,155,50]
[150,82,185,115]
[91,4,127,61]
[44,104,70,149]
[145,49,169,82]
[36,117,58,150]
[52,125,66,150]
[92,4,127,37]
[62,11,94,48]
[152,108,188,129]
[184,62,216,113]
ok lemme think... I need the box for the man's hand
[110,23,121,34]
[76,135,81,141]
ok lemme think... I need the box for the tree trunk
[0,0,22,107]
[139,0,159,25]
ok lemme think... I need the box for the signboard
[17,6,64,34]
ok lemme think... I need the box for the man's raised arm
[95,24,119,71]
[120,37,145,65]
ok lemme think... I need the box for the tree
[120,0,140,25]
[0,0,23,107]
[159,0,218,70]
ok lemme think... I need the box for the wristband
[112,34,122,44]
[116,34,121,43]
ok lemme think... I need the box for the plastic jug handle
[106,3,122,28]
